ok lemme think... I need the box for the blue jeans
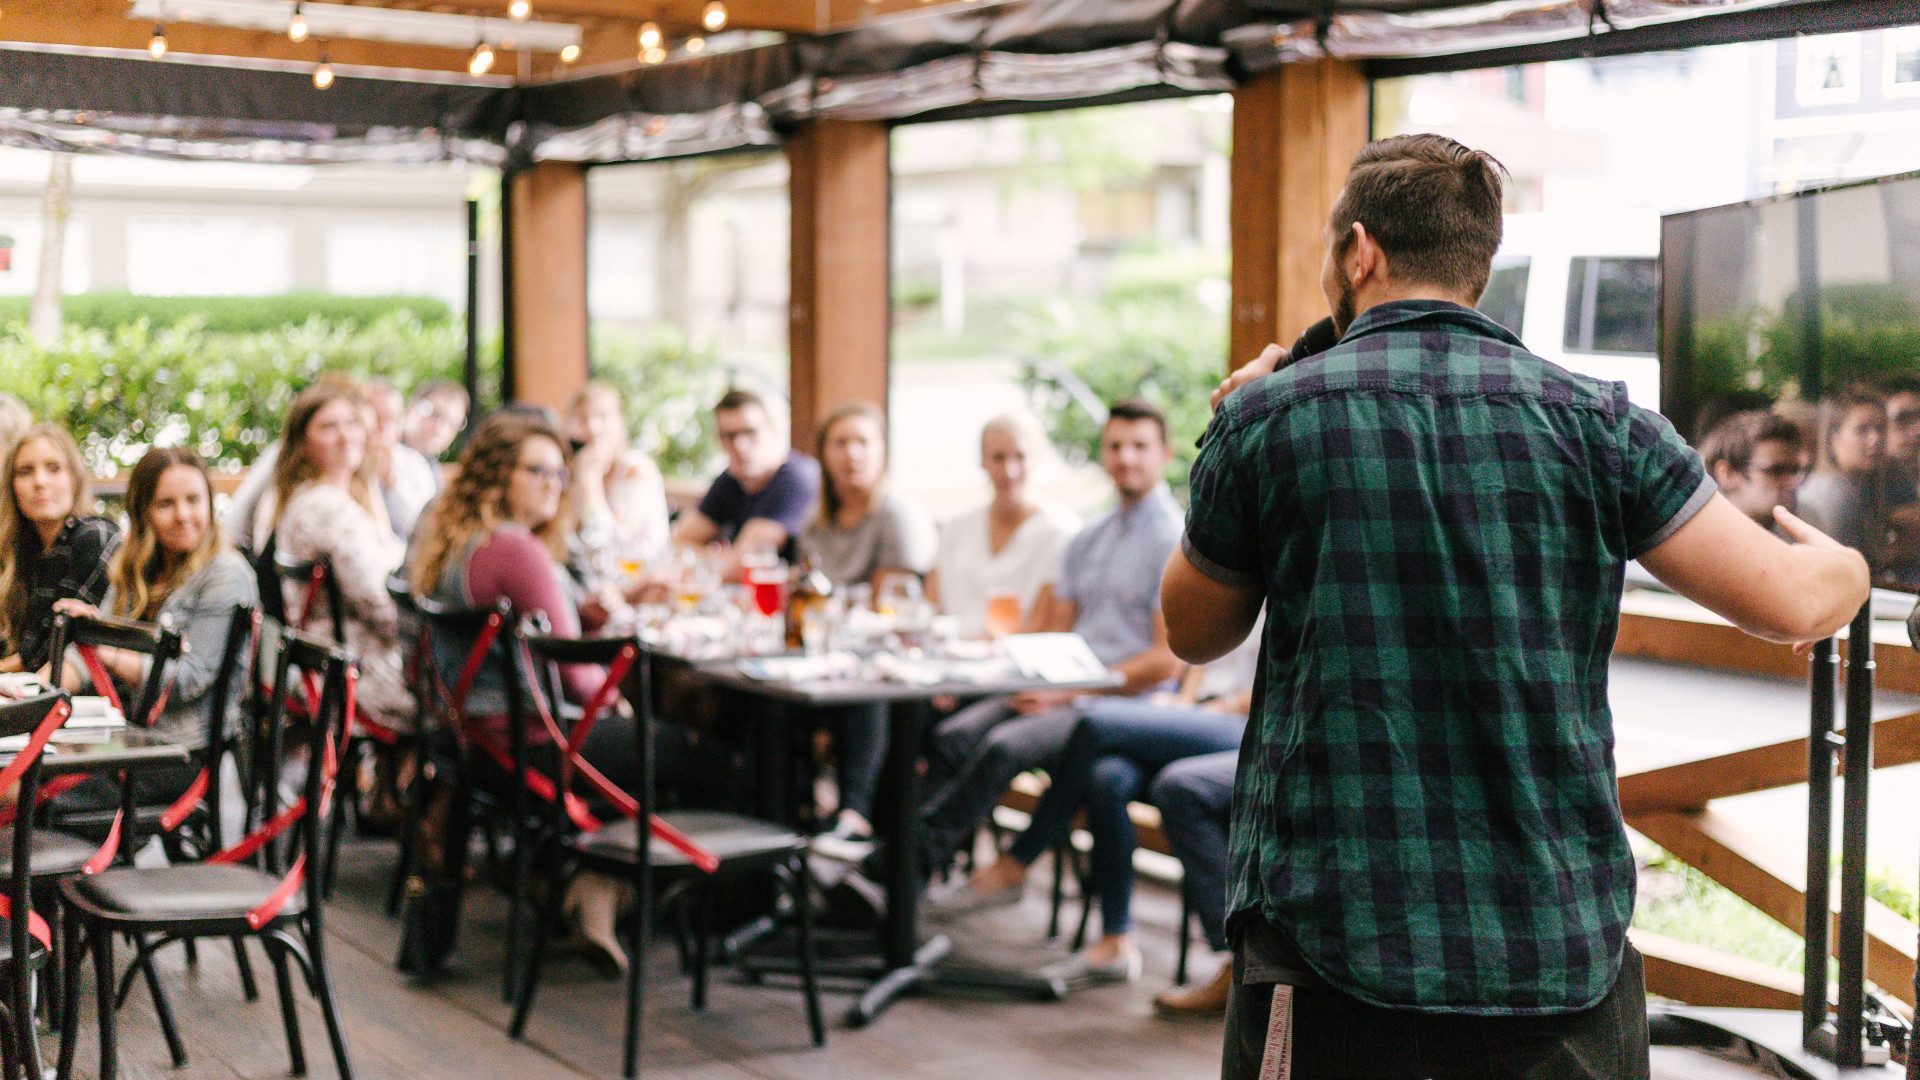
[1149,750,1237,950]
[1006,698,1243,938]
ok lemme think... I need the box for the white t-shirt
[933,501,1081,639]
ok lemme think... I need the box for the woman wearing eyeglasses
[408,410,637,976]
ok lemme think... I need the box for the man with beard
[1165,134,1869,1079]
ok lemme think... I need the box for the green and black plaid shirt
[1185,300,1713,1015]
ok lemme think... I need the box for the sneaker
[922,876,1024,921]
[1154,962,1231,1017]
[1038,947,1143,988]
[811,832,876,864]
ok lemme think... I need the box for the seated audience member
[857,400,1184,897]
[566,381,670,575]
[1696,410,1809,529]
[800,402,936,841]
[408,410,636,974]
[1796,385,1891,570]
[0,425,118,674]
[927,413,1080,639]
[53,446,258,809]
[671,389,820,568]
[1883,374,1920,508]
[0,393,31,454]
[261,381,415,743]
[1138,748,1239,1015]
[402,379,471,467]
[364,377,439,539]
[935,623,1260,990]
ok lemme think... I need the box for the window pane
[1580,257,1658,355]
[1477,258,1529,338]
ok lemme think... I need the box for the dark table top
[5,728,191,777]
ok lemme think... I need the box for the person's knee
[1089,756,1138,808]
[1149,770,1200,818]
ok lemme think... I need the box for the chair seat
[0,829,102,879]
[575,811,803,868]
[69,864,305,921]
[50,803,201,844]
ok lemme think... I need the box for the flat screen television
[1661,171,1920,596]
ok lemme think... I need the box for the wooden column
[506,161,590,414]
[787,120,891,455]
[1229,60,1370,371]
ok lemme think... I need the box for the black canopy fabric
[4,0,1914,165]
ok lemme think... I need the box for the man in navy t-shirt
[673,388,821,563]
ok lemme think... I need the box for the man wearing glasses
[1696,409,1810,530]
[672,388,821,564]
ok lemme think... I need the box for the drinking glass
[984,589,1022,638]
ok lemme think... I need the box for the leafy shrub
[0,292,451,335]
[0,313,485,472]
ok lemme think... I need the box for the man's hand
[1211,344,1285,412]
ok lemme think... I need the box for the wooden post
[506,161,590,415]
[788,120,891,455]
[1229,60,1370,372]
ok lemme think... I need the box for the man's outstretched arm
[1639,497,1870,644]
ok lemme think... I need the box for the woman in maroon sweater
[406,410,636,976]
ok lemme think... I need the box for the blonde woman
[0,424,118,674]
[54,446,257,808]
[566,382,670,577]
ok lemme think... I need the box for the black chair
[0,691,72,1080]
[56,627,360,1080]
[401,594,531,999]
[507,634,824,1078]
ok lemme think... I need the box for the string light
[641,43,665,64]
[313,47,334,89]
[559,42,580,62]
[637,21,661,49]
[507,0,531,20]
[469,39,495,74]
[701,1,727,32]
[148,23,169,58]
[288,1,308,42]
[684,34,705,53]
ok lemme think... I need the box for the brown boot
[1154,961,1232,1017]
[563,871,632,979]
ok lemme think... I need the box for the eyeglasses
[1755,463,1807,480]
[716,426,763,446]
[517,465,571,486]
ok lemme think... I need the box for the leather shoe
[1154,962,1231,1017]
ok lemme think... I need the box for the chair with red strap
[0,691,73,1080]
[400,593,529,999]
[56,627,360,1080]
[506,633,823,1079]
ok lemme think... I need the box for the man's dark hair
[412,379,470,410]
[1106,398,1168,445]
[1697,409,1807,475]
[1329,134,1508,299]
[714,387,767,416]
[1879,371,1920,399]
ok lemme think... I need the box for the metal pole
[463,197,480,428]
[1834,602,1875,1067]
[499,169,518,405]
[1804,634,1837,1049]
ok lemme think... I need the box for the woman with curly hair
[407,410,636,976]
[0,424,118,675]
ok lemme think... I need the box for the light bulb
[641,44,665,64]
[313,61,334,89]
[559,42,580,62]
[701,1,727,32]
[469,40,495,75]
[507,0,531,20]
[684,35,705,53]
[148,26,168,58]
[288,7,308,41]
[637,21,660,49]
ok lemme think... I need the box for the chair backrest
[412,592,521,728]
[198,605,259,849]
[47,612,185,730]
[519,633,643,834]
[274,550,345,646]
[0,691,72,955]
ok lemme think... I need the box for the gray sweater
[91,549,258,749]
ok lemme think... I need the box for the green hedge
[0,292,451,335]
[0,314,484,473]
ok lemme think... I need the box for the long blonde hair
[271,379,381,529]
[109,447,228,621]
[410,411,575,596]
[0,425,93,650]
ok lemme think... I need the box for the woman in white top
[927,412,1079,639]
[567,382,671,579]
